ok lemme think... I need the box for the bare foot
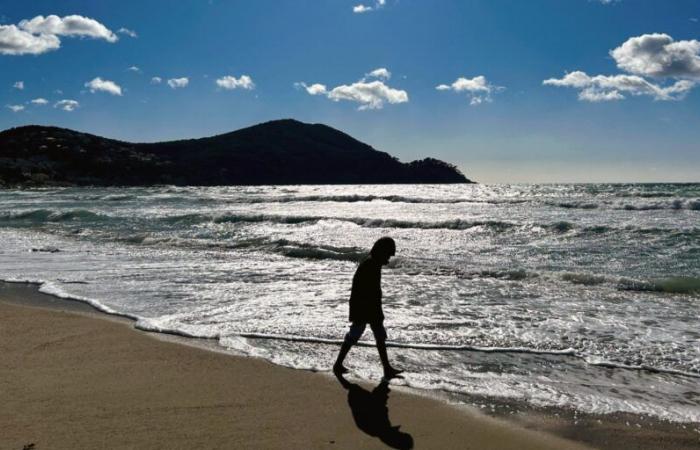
[383,367,404,379]
[333,364,349,375]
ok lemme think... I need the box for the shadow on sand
[335,374,414,449]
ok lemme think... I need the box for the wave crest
[0,208,107,223]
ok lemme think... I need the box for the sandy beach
[2,282,698,450]
[0,282,592,450]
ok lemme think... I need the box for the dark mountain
[0,119,472,187]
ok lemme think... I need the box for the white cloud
[118,27,137,38]
[353,5,373,13]
[151,76,162,84]
[327,80,408,110]
[54,99,79,111]
[0,24,61,55]
[85,77,123,96]
[436,75,503,105]
[353,0,386,13]
[167,77,189,89]
[543,71,695,101]
[578,88,624,102]
[366,67,391,80]
[30,98,49,105]
[298,70,408,110]
[295,82,328,95]
[216,75,255,90]
[0,15,117,55]
[6,104,25,112]
[19,15,117,42]
[610,33,700,79]
[13,81,24,90]
[127,65,141,73]
[437,76,490,92]
[544,33,700,102]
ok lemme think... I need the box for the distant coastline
[0,119,472,187]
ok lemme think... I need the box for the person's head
[370,237,396,265]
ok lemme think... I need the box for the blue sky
[1,0,699,182]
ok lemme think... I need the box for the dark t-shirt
[349,257,383,323]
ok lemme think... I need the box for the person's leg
[334,322,366,374]
[334,341,353,374]
[370,322,403,378]
[376,339,391,370]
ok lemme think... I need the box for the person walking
[333,237,403,379]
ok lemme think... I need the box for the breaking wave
[620,199,700,211]
[561,272,700,295]
[617,276,700,295]
[0,208,108,223]
[5,209,698,242]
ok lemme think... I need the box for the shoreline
[1,281,698,449]
[1,281,587,450]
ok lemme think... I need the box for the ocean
[0,183,698,422]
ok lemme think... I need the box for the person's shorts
[344,321,387,344]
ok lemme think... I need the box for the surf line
[235,332,700,379]
[3,278,699,380]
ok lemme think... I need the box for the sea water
[0,183,698,422]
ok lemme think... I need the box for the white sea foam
[4,277,140,320]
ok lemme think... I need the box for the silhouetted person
[336,375,414,449]
[334,237,403,379]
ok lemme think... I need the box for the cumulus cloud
[0,15,118,55]
[13,81,24,90]
[167,77,189,89]
[19,15,117,42]
[31,98,49,105]
[297,70,408,110]
[295,82,328,95]
[365,67,391,80]
[353,0,386,13]
[543,71,694,101]
[328,81,408,109]
[127,65,141,73]
[216,75,255,90]
[6,104,25,112]
[610,33,700,79]
[54,99,79,111]
[0,24,61,55]
[118,27,137,38]
[436,75,503,105]
[544,33,700,102]
[85,77,123,96]
[151,76,162,84]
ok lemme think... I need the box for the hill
[0,119,472,186]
